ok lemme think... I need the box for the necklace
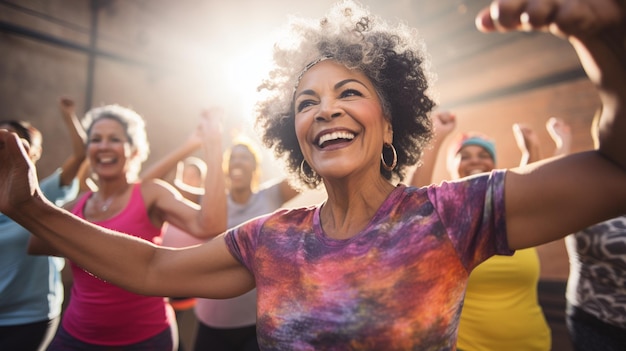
[95,184,129,212]
[100,197,114,211]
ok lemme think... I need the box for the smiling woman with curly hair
[255,1,435,189]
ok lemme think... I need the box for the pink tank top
[63,183,172,345]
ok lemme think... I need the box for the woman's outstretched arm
[478,0,626,250]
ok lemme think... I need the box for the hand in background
[546,117,572,157]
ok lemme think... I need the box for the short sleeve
[427,169,511,271]
[225,212,279,272]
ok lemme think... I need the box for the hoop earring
[381,143,398,172]
[300,159,318,184]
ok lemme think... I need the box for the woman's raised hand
[0,130,42,215]
[475,0,625,39]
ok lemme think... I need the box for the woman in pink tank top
[27,106,227,351]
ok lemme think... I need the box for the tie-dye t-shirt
[225,170,510,350]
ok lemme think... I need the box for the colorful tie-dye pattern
[226,170,510,350]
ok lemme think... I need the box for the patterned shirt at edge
[566,215,626,329]
[0,170,78,326]
[226,170,510,350]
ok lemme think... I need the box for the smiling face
[293,60,392,184]
[453,145,496,178]
[86,117,135,180]
[228,144,258,191]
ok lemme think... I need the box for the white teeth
[99,156,115,163]
[317,131,355,146]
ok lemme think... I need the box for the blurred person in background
[0,97,85,351]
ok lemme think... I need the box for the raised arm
[546,117,573,157]
[147,108,228,239]
[58,97,87,186]
[410,110,456,187]
[140,122,205,203]
[477,0,626,250]
[0,130,252,299]
[139,125,202,183]
[512,123,541,166]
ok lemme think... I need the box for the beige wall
[1,0,601,184]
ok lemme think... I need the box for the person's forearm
[140,138,201,181]
[64,111,87,159]
[12,194,160,295]
[519,143,541,167]
[554,138,572,157]
[59,109,87,186]
[28,234,63,256]
[572,34,626,169]
[196,135,227,238]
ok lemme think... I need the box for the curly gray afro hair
[255,0,436,189]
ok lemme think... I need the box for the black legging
[193,322,259,351]
[566,304,626,351]
[0,316,60,351]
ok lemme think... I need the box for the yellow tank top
[457,248,551,350]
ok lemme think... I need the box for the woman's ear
[384,120,394,144]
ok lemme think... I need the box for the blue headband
[459,136,496,164]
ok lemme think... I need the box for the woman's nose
[315,100,342,121]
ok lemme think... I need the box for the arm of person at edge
[477,0,626,251]
[0,0,624,300]
[58,97,87,186]
[141,108,228,240]
[512,122,541,166]
[139,120,204,203]
[409,110,456,187]
[26,97,88,257]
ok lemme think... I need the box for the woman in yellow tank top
[411,111,550,350]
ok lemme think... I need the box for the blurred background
[2,1,595,349]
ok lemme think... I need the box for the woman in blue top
[0,98,86,351]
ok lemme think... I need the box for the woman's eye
[296,100,316,112]
[341,89,362,98]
